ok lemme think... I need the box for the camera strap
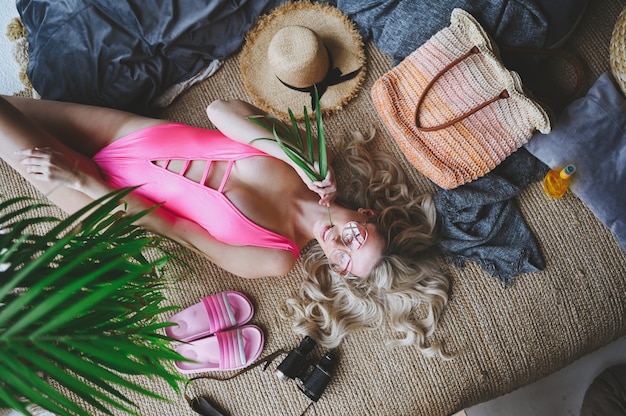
[183,348,325,416]
[183,337,330,416]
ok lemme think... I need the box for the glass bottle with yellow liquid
[543,164,576,198]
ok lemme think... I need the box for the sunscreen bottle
[543,164,576,198]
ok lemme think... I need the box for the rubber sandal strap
[201,292,237,334]
[216,329,247,370]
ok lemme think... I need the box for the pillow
[524,72,626,251]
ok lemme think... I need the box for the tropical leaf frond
[0,189,185,416]
[246,86,328,182]
[315,89,328,179]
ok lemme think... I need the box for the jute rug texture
[1,0,626,415]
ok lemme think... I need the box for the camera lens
[301,352,338,402]
[275,336,316,381]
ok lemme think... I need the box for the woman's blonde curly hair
[282,130,451,357]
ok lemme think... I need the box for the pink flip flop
[165,291,254,342]
[174,325,265,373]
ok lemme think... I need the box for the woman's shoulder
[225,244,298,279]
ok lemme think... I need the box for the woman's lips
[321,225,334,242]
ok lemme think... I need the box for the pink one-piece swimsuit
[93,122,300,258]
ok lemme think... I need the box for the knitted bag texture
[371,8,551,189]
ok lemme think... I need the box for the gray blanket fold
[330,0,547,63]
[435,148,548,285]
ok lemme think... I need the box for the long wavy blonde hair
[282,130,451,357]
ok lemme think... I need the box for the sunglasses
[328,221,369,276]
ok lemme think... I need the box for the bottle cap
[560,164,576,179]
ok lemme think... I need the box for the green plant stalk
[247,87,333,226]
[327,205,333,227]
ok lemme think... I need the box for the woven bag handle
[414,46,509,132]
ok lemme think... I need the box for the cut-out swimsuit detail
[150,158,233,192]
[93,123,299,258]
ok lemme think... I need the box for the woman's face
[315,208,385,279]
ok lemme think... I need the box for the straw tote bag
[371,8,551,189]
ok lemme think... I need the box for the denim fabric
[330,0,547,63]
[434,148,548,286]
[17,0,286,113]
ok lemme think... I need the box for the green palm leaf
[247,87,328,182]
[0,189,186,416]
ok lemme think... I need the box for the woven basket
[610,6,626,96]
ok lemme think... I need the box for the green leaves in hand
[247,88,328,182]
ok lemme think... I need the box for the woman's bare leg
[3,95,163,155]
[0,96,163,213]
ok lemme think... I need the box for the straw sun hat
[610,6,626,97]
[240,1,366,119]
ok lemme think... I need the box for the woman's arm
[206,99,337,206]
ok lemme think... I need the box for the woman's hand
[301,165,338,206]
[15,147,89,191]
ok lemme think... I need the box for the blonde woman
[285,129,450,356]
[0,95,449,356]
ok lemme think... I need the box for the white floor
[0,0,26,96]
[465,335,626,416]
